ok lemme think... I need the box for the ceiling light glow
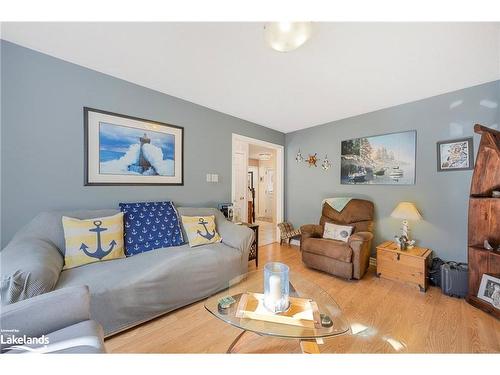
[264,22,313,52]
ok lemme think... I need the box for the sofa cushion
[62,213,126,270]
[55,242,242,336]
[323,222,353,242]
[301,238,352,262]
[119,201,184,256]
[181,215,222,247]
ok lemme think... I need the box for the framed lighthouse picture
[84,107,184,185]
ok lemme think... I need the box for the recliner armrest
[300,224,323,240]
[348,231,373,245]
[348,231,374,279]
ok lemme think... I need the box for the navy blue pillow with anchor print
[119,201,184,256]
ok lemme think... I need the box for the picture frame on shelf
[436,137,474,172]
[477,274,500,310]
[84,107,184,185]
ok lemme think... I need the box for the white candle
[269,274,282,310]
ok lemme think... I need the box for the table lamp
[391,202,422,249]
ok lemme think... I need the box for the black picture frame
[84,107,184,186]
[436,137,474,172]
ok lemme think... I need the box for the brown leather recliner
[300,199,374,280]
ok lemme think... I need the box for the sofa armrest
[300,224,323,240]
[348,231,374,279]
[217,220,254,271]
[0,286,91,351]
[1,238,64,305]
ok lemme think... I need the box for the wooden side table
[376,241,432,292]
[241,223,259,267]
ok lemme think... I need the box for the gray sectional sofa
[0,207,254,337]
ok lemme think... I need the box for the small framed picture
[477,274,500,310]
[436,137,474,172]
[84,107,184,185]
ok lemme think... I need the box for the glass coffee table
[205,269,350,353]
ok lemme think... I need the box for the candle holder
[263,262,290,313]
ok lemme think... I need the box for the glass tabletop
[204,269,350,339]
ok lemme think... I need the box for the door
[232,140,248,222]
[264,168,275,220]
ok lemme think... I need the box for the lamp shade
[390,202,422,221]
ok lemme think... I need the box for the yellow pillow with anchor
[181,215,222,247]
[62,213,126,270]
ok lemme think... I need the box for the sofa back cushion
[319,199,374,233]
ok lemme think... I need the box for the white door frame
[232,134,284,238]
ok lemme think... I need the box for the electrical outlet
[211,174,219,183]
[206,173,212,182]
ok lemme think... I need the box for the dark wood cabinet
[242,223,259,267]
[466,124,500,319]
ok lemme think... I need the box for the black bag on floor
[429,257,445,287]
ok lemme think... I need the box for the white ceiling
[2,22,500,133]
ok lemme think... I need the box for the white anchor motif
[129,214,135,220]
[139,213,145,219]
[138,236,144,242]
[142,227,147,234]
[155,217,160,224]
[134,244,139,250]
[131,228,137,235]
[127,237,134,244]
[135,221,141,227]
[151,226,157,232]
[145,218,151,225]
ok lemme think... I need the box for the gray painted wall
[285,80,500,262]
[0,41,285,247]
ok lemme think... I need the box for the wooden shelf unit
[467,124,500,318]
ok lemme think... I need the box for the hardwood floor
[105,243,500,353]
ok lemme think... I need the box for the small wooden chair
[277,222,301,245]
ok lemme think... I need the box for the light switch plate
[211,174,219,183]
[206,173,212,182]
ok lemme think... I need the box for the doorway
[232,134,284,246]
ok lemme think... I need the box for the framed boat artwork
[84,107,184,185]
[340,130,416,185]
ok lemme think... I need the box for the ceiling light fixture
[258,152,272,161]
[264,22,313,52]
